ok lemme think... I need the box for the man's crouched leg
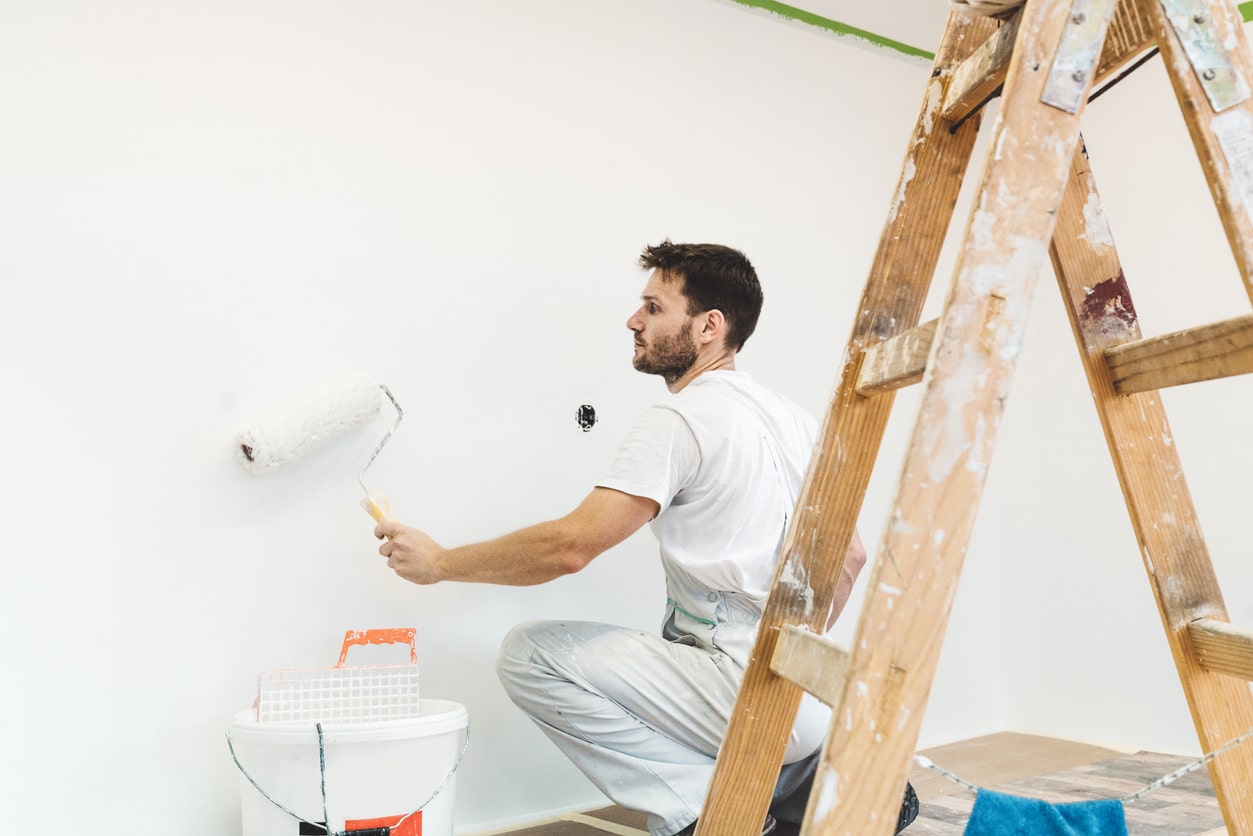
[496,619,742,836]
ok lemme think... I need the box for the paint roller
[235,370,403,522]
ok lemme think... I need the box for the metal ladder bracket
[1159,0,1251,110]
[1043,0,1120,112]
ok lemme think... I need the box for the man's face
[626,270,699,385]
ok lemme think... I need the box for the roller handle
[362,489,395,524]
[335,627,417,667]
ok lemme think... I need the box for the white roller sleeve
[236,371,383,475]
[949,0,1025,16]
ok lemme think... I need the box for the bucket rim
[229,698,467,743]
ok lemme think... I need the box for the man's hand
[375,520,445,585]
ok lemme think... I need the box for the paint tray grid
[256,665,420,723]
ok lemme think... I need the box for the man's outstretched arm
[374,487,659,586]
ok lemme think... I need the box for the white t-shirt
[599,370,832,762]
[598,370,817,603]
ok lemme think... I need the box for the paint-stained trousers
[496,617,830,836]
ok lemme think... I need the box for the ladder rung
[1104,313,1253,394]
[1098,0,1157,81]
[1188,619,1253,681]
[942,12,1020,125]
[855,318,938,396]
[769,624,849,706]
[941,2,1158,128]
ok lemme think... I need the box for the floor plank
[908,742,1222,835]
[581,807,649,830]
[908,732,1124,800]
[470,733,1225,835]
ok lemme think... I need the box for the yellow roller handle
[362,489,395,524]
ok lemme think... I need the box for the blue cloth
[964,789,1128,835]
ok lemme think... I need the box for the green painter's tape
[731,2,1253,59]
[726,0,935,61]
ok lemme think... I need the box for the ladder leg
[1050,139,1253,834]
[809,0,1118,832]
[1139,0,1253,303]
[694,11,999,836]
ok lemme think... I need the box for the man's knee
[496,620,551,703]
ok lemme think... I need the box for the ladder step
[942,12,1020,124]
[1104,313,1253,394]
[769,625,849,706]
[941,1,1157,128]
[855,318,938,395]
[1188,618,1253,681]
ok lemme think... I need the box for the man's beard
[633,325,698,386]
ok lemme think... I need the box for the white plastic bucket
[228,698,468,836]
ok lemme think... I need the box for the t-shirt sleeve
[596,405,700,515]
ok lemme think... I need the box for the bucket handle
[335,628,417,667]
[226,718,470,836]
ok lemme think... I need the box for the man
[375,242,908,835]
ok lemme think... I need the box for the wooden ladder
[695,0,1253,833]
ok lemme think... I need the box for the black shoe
[896,781,919,834]
[677,813,776,835]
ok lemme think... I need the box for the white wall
[1,2,1003,834]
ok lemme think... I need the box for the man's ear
[697,309,726,346]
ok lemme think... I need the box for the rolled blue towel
[964,789,1128,835]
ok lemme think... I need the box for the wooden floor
[468,733,1227,835]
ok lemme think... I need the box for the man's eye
[649,304,659,314]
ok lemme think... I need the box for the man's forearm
[375,487,658,587]
[431,519,593,586]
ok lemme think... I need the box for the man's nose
[626,308,643,332]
